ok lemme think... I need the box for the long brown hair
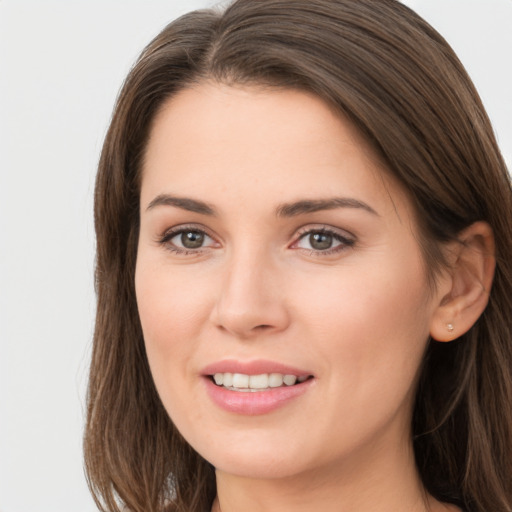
[84,1,512,511]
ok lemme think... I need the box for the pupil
[310,232,332,250]
[181,231,204,249]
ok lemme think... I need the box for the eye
[159,226,217,253]
[293,227,355,254]
[175,230,208,249]
[300,232,338,251]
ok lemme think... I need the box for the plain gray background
[1,1,510,511]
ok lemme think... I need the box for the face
[135,83,443,481]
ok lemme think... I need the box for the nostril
[211,294,290,338]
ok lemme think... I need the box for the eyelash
[157,225,356,256]
[292,226,355,256]
[157,224,217,255]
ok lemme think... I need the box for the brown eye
[294,228,355,254]
[180,231,205,249]
[159,227,216,253]
[309,232,333,250]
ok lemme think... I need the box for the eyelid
[290,224,356,254]
[155,222,355,256]
[292,224,356,241]
[294,222,355,236]
[157,223,220,253]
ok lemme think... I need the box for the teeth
[249,374,269,389]
[232,373,249,388]
[268,373,283,388]
[212,372,308,390]
[223,373,233,387]
[283,375,297,386]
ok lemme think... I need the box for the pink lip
[201,359,314,415]
[201,359,312,378]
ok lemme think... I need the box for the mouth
[202,362,315,414]
[209,372,313,392]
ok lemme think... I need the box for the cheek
[292,254,429,337]
[136,260,211,343]
[135,260,219,436]
[290,249,432,402]
[134,259,215,402]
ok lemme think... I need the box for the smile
[212,372,310,391]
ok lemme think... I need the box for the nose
[211,247,290,339]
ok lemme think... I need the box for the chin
[183,425,326,481]
[211,451,309,480]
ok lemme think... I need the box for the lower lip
[203,377,313,415]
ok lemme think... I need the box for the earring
[447,323,454,333]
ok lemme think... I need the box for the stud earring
[447,323,454,333]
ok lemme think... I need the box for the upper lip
[201,359,313,378]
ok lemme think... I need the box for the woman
[84,1,512,511]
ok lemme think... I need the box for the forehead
[145,82,378,171]
[141,82,411,222]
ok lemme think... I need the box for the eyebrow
[145,194,378,217]
[276,197,378,217]
[146,194,216,215]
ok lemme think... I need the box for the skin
[135,83,463,512]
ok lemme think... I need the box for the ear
[430,221,495,342]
